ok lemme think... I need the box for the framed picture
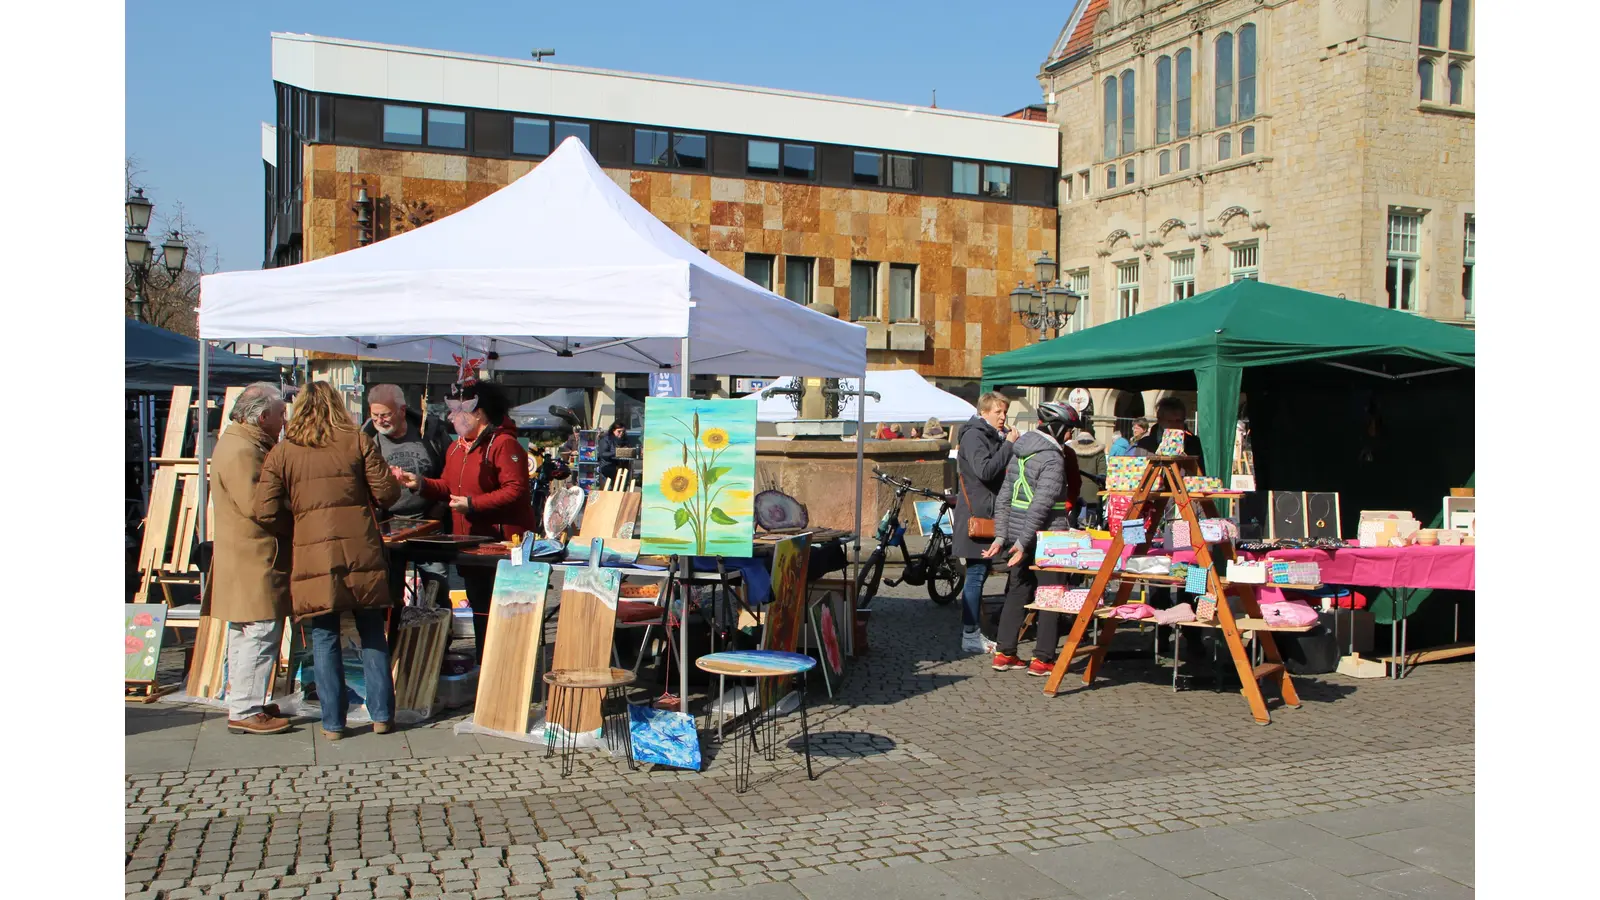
[912,500,953,536]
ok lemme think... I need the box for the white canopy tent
[197,137,868,706]
[752,369,975,424]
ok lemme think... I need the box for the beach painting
[125,604,168,683]
[912,500,954,537]
[629,705,702,770]
[640,397,757,558]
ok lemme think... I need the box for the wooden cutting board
[472,561,551,735]
[390,608,453,714]
[548,566,620,734]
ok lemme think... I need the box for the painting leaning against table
[640,397,757,557]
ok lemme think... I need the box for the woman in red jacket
[396,379,535,661]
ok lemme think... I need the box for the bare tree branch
[124,158,214,337]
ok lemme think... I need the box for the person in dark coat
[985,402,1082,676]
[1069,428,1108,529]
[951,392,1017,654]
[596,421,631,484]
[254,381,403,740]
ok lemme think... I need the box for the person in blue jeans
[254,381,403,740]
[950,392,1017,654]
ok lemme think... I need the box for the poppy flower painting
[125,604,168,683]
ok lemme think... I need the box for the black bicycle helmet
[1035,401,1081,440]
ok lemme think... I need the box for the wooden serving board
[472,561,552,735]
[548,566,621,734]
[390,608,453,714]
[185,615,229,701]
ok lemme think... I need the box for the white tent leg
[678,335,691,708]
[197,341,210,582]
[852,375,865,656]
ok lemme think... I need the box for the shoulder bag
[960,475,995,540]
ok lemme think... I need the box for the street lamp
[125,187,188,323]
[1010,253,1080,341]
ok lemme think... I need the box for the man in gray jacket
[985,402,1082,675]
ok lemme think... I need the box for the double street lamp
[1010,253,1080,341]
[125,187,189,323]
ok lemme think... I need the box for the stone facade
[1042,0,1475,331]
[301,144,1056,384]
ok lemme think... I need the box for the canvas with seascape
[640,397,756,557]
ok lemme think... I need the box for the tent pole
[679,335,691,708]
[852,374,864,656]
[196,339,210,568]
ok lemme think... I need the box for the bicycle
[855,469,962,608]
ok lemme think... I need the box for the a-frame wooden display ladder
[1039,455,1302,725]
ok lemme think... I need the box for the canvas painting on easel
[125,604,168,683]
[761,534,810,707]
[639,397,756,557]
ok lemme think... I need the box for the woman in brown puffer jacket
[255,381,402,740]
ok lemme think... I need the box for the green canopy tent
[982,279,1474,480]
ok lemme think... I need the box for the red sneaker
[992,653,1027,671]
[1027,658,1057,677]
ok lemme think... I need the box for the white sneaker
[962,630,997,654]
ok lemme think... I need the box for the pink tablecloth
[1262,546,1475,592]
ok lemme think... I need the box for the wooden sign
[472,561,552,735]
[548,566,621,734]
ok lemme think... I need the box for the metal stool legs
[545,684,637,777]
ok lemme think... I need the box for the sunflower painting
[640,397,757,557]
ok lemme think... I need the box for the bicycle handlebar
[872,469,952,502]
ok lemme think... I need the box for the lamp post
[125,187,189,323]
[1009,253,1080,341]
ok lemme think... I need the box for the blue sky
[126,1,1067,273]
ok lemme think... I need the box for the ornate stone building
[1039,0,1474,427]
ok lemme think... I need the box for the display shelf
[1100,490,1246,499]
[1028,565,1320,591]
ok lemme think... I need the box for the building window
[854,151,883,186]
[1079,170,1090,197]
[1179,143,1191,170]
[1103,76,1118,159]
[850,261,878,320]
[1218,133,1232,161]
[952,161,980,195]
[427,109,466,149]
[1238,24,1257,121]
[383,105,423,144]
[785,256,815,305]
[1116,261,1141,318]
[1447,64,1465,105]
[1107,166,1117,189]
[1418,59,1435,102]
[1420,0,1442,48]
[1215,33,1234,128]
[1176,49,1193,138]
[1241,126,1256,155]
[783,144,816,179]
[1123,159,1135,185]
[984,165,1012,198]
[1156,56,1172,144]
[889,264,917,322]
[1063,175,1073,202]
[1170,253,1196,301]
[744,254,775,291]
[1120,69,1136,155]
[1449,0,1471,50]
[635,129,670,167]
[554,121,590,151]
[673,133,707,169]
[748,140,781,175]
[512,117,551,156]
[1067,269,1090,332]
[1386,211,1422,312]
[887,154,916,189]
[1462,214,1474,317]
[1159,150,1171,176]
[1230,243,1260,281]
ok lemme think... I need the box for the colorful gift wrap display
[1196,594,1218,621]
[1106,456,1153,492]
[1157,429,1187,456]
[1182,476,1226,494]
[1035,585,1093,613]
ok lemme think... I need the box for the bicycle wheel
[924,534,961,605]
[855,552,886,609]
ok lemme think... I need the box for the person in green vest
[984,402,1083,676]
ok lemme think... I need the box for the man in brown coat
[207,382,292,735]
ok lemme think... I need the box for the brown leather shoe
[322,728,344,741]
[372,721,395,735]
[227,713,291,735]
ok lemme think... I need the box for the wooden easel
[1038,456,1303,725]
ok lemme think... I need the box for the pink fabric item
[1109,604,1155,620]
[1260,546,1475,591]
[1258,599,1320,627]
[1151,603,1196,625]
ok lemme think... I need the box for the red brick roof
[1051,0,1107,64]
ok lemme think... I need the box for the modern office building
[260,33,1059,423]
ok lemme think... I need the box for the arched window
[1156,56,1173,144]
[1103,77,1118,159]
[1124,159,1136,184]
[1176,50,1193,137]
[1418,58,1435,101]
[1215,32,1234,127]
[1120,69,1137,155]
[1159,150,1171,175]
[1238,24,1257,120]
[1107,165,1117,189]
[1178,143,1191,170]
[1241,126,1255,155]
[1218,133,1232,161]
[1448,64,1465,105]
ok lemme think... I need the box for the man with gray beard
[362,384,452,606]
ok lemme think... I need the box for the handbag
[960,475,994,540]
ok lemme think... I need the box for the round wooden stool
[542,667,637,776]
[694,651,817,792]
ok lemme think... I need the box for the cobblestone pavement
[127,577,1474,899]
